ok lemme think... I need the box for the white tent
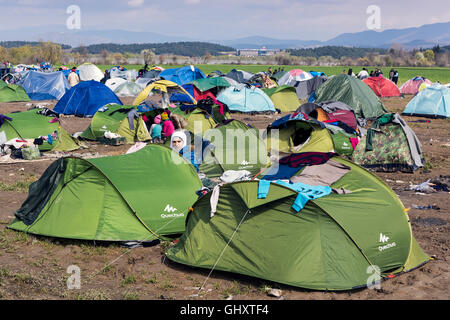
[77,63,104,82]
[105,77,127,91]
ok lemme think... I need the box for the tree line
[287,46,388,59]
[72,42,235,57]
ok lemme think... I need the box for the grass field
[89,64,450,85]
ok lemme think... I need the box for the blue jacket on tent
[53,81,123,117]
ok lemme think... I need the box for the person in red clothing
[161,112,175,139]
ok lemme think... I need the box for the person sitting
[170,130,201,172]
[149,114,163,143]
[161,112,175,139]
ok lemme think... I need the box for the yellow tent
[133,80,196,106]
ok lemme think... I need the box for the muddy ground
[0,96,448,301]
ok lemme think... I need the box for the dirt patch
[0,96,449,300]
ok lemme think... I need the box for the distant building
[237,46,280,57]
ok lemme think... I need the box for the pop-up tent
[363,77,401,98]
[277,69,313,86]
[400,77,432,95]
[133,80,196,107]
[166,155,430,291]
[159,65,205,86]
[53,81,123,117]
[18,71,70,100]
[199,120,269,178]
[262,85,300,112]
[114,81,142,97]
[402,84,450,118]
[0,80,30,102]
[0,109,81,151]
[77,63,104,82]
[352,113,424,172]
[314,74,387,119]
[80,104,151,143]
[217,85,276,113]
[8,145,203,241]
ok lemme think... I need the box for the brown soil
[0,96,448,301]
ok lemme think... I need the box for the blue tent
[160,66,205,103]
[18,70,70,100]
[159,66,205,85]
[216,85,276,113]
[402,84,450,118]
[53,81,123,117]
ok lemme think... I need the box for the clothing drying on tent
[0,109,81,152]
[80,104,151,143]
[18,70,70,100]
[133,80,196,107]
[166,154,429,291]
[363,77,401,97]
[402,84,450,118]
[216,85,275,113]
[0,80,30,102]
[77,63,104,82]
[8,145,203,241]
[53,81,123,117]
[277,69,313,86]
[262,85,300,112]
[352,113,424,172]
[400,77,433,95]
[314,74,387,120]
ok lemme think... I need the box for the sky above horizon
[0,0,449,41]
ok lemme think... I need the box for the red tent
[363,76,401,97]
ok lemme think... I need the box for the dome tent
[79,104,151,143]
[277,69,314,86]
[400,77,432,95]
[262,85,300,112]
[18,70,70,100]
[53,81,123,117]
[352,113,424,173]
[402,84,450,118]
[166,155,430,291]
[0,80,30,102]
[363,76,401,98]
[216,85,276,113]
[77,63,104,82]
[1,109,81,152]
[314,74,387,120]
[8,145,203,241]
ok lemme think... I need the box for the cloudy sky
[1,0,449,41]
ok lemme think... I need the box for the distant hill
[0,41,71,49]
[72,42,236,57]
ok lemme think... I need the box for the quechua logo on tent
[161,204,185,219]
[378,233,396,252]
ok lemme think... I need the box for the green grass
[73,64,450,85]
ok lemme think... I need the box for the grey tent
[293,76,327,100]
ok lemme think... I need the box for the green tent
[199,120,269,177]
[0,80,30,102]
[262,85,300,112]
[314,75,387,119]
[190,77,231,93]
[352,113,424,172]
[166,156,430,291]
[264,117,357,159]
[80,104,151,143]
[8,145,203,241]
[1,109,81,152]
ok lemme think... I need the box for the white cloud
[128,0,144,7]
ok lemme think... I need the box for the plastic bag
[21,146,41,160]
